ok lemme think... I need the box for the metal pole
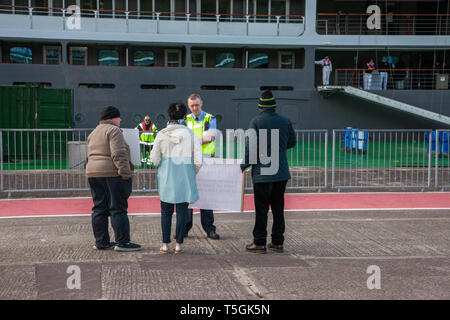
[331,130,336,188]
[156,12,160,33]
[435,130,438,187]
[324,130,328,188]
[276,16,280,36]
[0,131,3,192]
[216,14,220,34]
[29,7,33,29]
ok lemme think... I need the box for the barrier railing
[0,128,157,193]
[332,129,433,190]
[434,129,450,188]
[2,128,450,193]
[334,69,450,90]
[243,130,328,191]
[317,13,450,35]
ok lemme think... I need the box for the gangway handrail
[336,68,450,72]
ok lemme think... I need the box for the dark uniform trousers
[185,209,216,234]
[252,180,288,246]
[88,177,132,246]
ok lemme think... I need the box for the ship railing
[317,13,450,36]
[333,68,450,90]
[2,128,450,193]
[0,4,304,23]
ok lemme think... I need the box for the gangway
[317,86,450,126]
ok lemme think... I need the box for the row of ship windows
[12,82,293,91]
[3,46,299,69]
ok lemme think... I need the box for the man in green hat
[241,90,297,254]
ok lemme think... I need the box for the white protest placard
[122,128,141,166]
[189,158,245,212]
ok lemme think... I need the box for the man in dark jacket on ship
[241,90,297,254]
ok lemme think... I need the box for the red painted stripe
[0,193,450,218]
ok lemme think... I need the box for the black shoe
[93,242,117,250]
[207,231,220,240]
[114,242,141,252]
[268,243,284,253]
[246,243,266,254]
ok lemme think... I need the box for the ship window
[133,51,155,66]
[155,0,170,17]
[260,86,293,91]
[10,47,32,64]
[192,50,206,68]
[69,47,87,65]
[165,49,182,67]
[43,46,61,65]
[271,0,287,22]
[140,84,176,89]
[78,83,115,88]
[215,53,235,68]
[279,52,295,69]
[13,82,52,88]
[256,0,269,22]
[200,85,235,90]
[98,50,119,66]
[201,0,216,20]
[248,53,269,68]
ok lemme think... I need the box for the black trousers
[185,209,216,234]
[252,180,288,246]
[88,177,132,246]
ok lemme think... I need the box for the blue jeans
[185,209,216,234]
[161,201,188,244]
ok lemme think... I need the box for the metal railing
[2,128,450,193]
[243,130,328,191]
[0,128,157,193]
[334,69,450,90]
[317,13,450,35]
[434,130,450,188]
[332,129,433,190]
[0,4,304,23]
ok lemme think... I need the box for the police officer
[135,115,157,166]
[184,94,220,240]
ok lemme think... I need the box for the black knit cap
[100,106,121,120]
[258,90,277,108]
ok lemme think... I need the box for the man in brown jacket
[86,106,141,252]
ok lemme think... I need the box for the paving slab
[0,209,449,300]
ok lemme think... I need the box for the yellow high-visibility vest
[136,121,157,143]
[186,113,215,156]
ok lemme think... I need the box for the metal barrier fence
[0,128,160,193]
[435,129,450,188]
[2,128,450,193]
[317,13,450,36]
[334,69,450,90]
[243,130,328,191]
[332,129,433,190]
